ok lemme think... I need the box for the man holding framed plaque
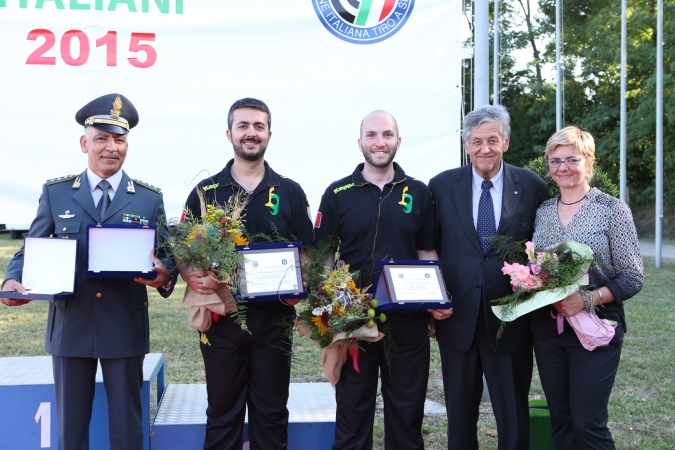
[1,94,175,450]
[429,105,548,450]
[314,110,451,450]
[179,98,313,450]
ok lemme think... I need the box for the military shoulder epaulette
[133,179,161,193]
[46,175,76,185]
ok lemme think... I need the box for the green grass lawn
[1,234,673,449]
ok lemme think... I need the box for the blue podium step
[0,354,164,449]
[151,383,336,449]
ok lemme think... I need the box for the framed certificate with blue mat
[373,260,452,312]
[85,223,158,279]
[236,242,307,302]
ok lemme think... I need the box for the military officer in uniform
[1,93,175,450]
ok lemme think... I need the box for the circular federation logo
[281,259,288,265]
[312,0,415,45]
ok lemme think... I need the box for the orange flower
[234,233,249,245]
[347,280,360,293]
[312,315,331,337]
[334,306,344,317]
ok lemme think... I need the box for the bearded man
[179,98,314,450]
[314,110,451,450]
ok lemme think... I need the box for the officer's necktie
[477,180,496,254]
[96,180,111,222]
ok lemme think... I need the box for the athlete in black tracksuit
[315,162,436,450]
[184,159,313,449]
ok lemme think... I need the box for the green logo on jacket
[265,187,280,215]
[398,186,413,213]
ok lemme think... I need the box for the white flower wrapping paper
[491,275,589,322]
[491,240,617,351]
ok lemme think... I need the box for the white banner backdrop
[0,0,461,225]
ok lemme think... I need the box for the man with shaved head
[314,110,451,449]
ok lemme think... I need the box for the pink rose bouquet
[491,239,595,338]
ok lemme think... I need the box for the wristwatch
[159,279,173,292]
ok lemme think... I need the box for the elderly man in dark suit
[1,94,175,450]
[428,104,548,450]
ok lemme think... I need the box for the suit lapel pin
[58,210,76,219]
[72,177,81,189]
[127,181,135,193]
[514,191,518,195]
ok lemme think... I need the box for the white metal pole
[474,0,490,107]
[620,0,627,202]
[556,0,562,131]
[479,0,497,392]
[493,0,499,105]
[656,0,663,268]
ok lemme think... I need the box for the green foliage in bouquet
[491,238,595,338]
[302,233,341,303]
[171,191,251,331]
[297,234,386,349]
[491,235,529,266]
[172,192,249,285]
[249,221,294,245]
[297,261,382,349]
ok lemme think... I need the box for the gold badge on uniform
[110,95,123,120]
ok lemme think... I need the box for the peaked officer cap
[75,93,139,135]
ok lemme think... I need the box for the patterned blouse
[531,187,644,332]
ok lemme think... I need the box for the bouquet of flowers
[172,190,249,332]
[296,261,386,385]
[490,238,595,338]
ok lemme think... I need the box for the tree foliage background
[464,0,674,212]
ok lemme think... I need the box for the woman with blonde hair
[531,126,644,449]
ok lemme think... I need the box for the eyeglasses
[546,156,587,168]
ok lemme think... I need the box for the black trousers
[533,321,624,450]
[438,307,532,450]
[332,314,431,450]
[52,355,144,450]
[200,304,294,450]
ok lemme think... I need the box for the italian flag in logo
[334,0,397,27]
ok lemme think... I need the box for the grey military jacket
[4,170,175,358]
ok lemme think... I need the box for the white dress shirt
[87,169,123,207]
[471,162,503,230]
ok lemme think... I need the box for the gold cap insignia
[110,95,123,120]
